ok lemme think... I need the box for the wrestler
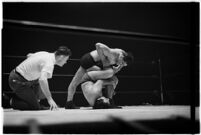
[65,42,133,109]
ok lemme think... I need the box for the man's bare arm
[95,43,114,67]
[39,71,58,110]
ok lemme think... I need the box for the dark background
[2,2,199,107]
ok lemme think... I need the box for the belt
[14,69,28,81]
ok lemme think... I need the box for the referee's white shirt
[16,51,56,81]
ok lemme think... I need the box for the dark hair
[123,52,134,66]
[55,46,72,56]
[93,97,111,109]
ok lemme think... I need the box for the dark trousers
[8,69,45,110]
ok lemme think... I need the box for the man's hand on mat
[48,98,58,110]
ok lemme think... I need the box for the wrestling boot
[65,101,80,109]
[39,105,49,110]
[109,98,122,109]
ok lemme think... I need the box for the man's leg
[67,66,86,102]
[86,65,101,72]
[11,94,30,110]
[10,84,41,110]
[15,84,41,110]
[66,66,86,109]
[9,70,41,110]
[87,68,114,81]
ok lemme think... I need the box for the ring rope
[4,19,190,45]
[2,73,159,79]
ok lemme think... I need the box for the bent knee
[87,66,101,72]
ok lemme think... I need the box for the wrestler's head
[93,96,111,109]
[122,52,134,66]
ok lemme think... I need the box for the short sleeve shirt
[16,51,56,81]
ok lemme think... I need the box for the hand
[47,98,58,110]
[113,64,123,74]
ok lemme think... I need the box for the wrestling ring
[2,18,199,134]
